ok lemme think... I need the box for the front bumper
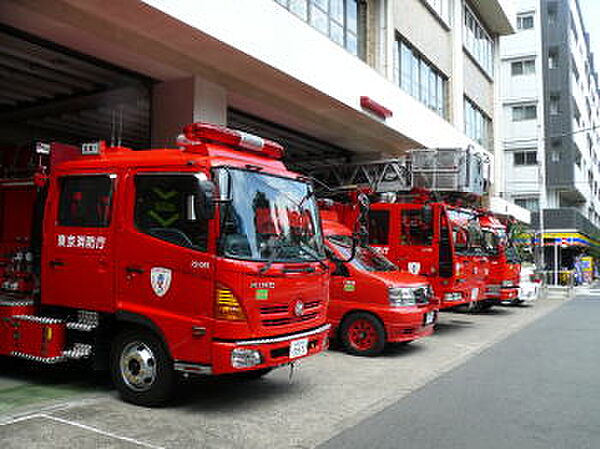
[204,324,330,375]
[383,309,437,343]
[486,285,519,301]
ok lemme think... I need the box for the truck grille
[259,300,322,327]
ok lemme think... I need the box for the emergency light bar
[183,123,284,160]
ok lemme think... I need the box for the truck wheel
[340,312,385,356]
[111,329,174,407]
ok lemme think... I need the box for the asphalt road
[318,293,600,449]
[0,296,568,448]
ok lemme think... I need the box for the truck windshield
[327,235,397,272]
[483,229,501,256]
[448,209,485,256]
[482,228,520,263]
[216,168,325,262]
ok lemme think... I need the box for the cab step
[66,310,99,332]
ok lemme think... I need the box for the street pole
[554,239,559,285]
[538,123,546,276]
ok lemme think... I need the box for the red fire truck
[445,206,490,310]
[480,213,521,305]
[320,208,436,356]
[365,197,487,310]
[0,123,330,406]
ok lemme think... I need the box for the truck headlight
[389,286,430,306]
[231,348,262,369]
[502,280,513,287]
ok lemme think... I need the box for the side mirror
[196,180,216,221]
[332,260,350,277]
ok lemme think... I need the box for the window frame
[516,13,534,30]
[512,104,538,121]
[397,36,448,118]
[464,97,492,149]
[463,5,495,77]
[133,172,210,252]
[514,150,538,166]
[275,0,362,58]
[57,174,115,228]
[368,209,391,246]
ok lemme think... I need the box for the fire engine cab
[0,123,330,406]
[480,213,521,304]
[365,197,486,310]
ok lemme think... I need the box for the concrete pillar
[151,76,227,148]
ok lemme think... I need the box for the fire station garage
[0,26,153,164]
[0,24,359,182]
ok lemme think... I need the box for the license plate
[424,311,436,325]
[289,338,308,359]
[471,288,479,301]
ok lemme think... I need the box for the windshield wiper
[259,235,287,274]
[298,242,328,269]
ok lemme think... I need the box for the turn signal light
[215,286,246,321]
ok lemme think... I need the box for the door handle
[126,266,145,274]
[49,260,64,267]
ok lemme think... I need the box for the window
[548,2,557,24]
[464,97,492,149]
[400,209,433,246]
[368,210,390,245]
[514,151,538,166]
[134,174,209,251]
[517,13,534,30]
[275,0,361,57]
[397,38,447,118]
[512,104,537,121]
[573,101,581,127]
[549,94,560,115]
[58,175,113,227]
[548,48,559,69]
[514,197,539,212]
[463,6,494,76]
[511,59,535,76]
[424,0,451,25]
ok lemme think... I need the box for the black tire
[473,301,494,312]
[339,312,386,356]
[111,329,174,407]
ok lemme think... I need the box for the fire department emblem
[150,267,172,297]
[293,300,305,317]
[408,262,421,275]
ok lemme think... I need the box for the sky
[578,0,600,64]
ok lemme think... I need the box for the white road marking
[0,413,165,449]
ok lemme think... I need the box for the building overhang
[0,0,490,160]
[490,196,531,224]
[469,0,516,36]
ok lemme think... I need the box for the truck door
[43,174,116,312]
[116,172,214,364]
[367,207,393,259]
[394,205,436,277]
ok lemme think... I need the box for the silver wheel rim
[120,341,157,392]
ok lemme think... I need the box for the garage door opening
[0,25,152,177]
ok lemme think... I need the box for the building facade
[0,1,518,205]
[501,0,600,263]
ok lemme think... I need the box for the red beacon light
[182,122,285,160]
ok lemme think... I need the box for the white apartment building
[501,0,600,260]
[0,1,519,208]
